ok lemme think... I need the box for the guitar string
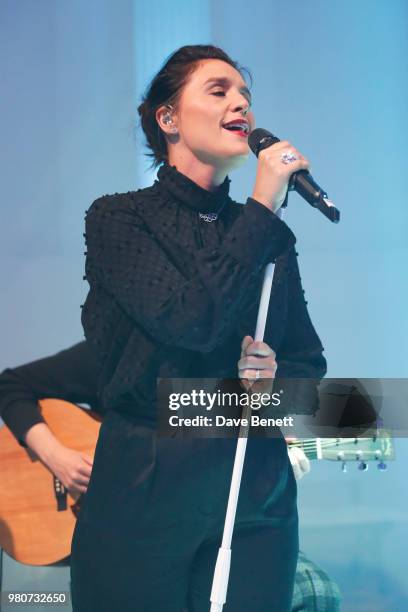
[290,439,377,447]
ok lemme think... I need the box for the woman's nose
[231,95,250,115]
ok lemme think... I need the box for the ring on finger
[280,150,299,165]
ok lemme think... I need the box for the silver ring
[255,369,260,380]
[280,150,298,165]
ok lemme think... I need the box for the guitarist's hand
[46,445,93,498]
[24,422,94,499]
[286,437,310,481]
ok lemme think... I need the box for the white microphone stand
[209,209,284,611]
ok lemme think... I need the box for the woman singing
[70,44,327,611]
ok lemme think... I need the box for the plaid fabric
[292,551,341,611]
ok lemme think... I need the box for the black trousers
[70,410,298,611]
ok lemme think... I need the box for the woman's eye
[211,90,225,97]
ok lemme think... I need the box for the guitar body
[0,399,102,566]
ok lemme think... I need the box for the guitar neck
[288,434,394,463]
[290,439,321,460]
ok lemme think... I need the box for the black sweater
[81,162,327,424]
[0,342,102,447]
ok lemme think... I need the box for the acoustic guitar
[0,399,394,566]
[0,399,102,566]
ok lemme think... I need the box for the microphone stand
[209,209,284,611]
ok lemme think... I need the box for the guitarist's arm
[0,341,100,495]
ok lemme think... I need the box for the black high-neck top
[82,162,326,423]
[156,162,231,213]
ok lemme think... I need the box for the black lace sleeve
[276,248,327,379]
[274,247,327,415]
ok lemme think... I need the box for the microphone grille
[248,128,280,157]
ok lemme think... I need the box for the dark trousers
[70,411,298,611]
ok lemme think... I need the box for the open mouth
[222,121,249,137]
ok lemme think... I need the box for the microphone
[248,128,340,223]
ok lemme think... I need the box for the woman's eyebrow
[203,77,252,101]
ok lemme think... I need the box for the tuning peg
[377,461,387,471]
[358,461,368,471]
[341,461,347,473]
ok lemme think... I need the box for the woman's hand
[238,335,277,394]
[251,140,310,213]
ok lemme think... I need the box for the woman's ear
[156,105,178,135]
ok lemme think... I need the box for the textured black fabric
[70,163,328,610]
[82,161,326,424]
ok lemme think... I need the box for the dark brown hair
[137,44,251,168]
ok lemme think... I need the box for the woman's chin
[193,145,250,170]
[225,149,250,169]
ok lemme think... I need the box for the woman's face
[173,59,255,170]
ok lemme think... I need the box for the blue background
[1,1,407,609]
